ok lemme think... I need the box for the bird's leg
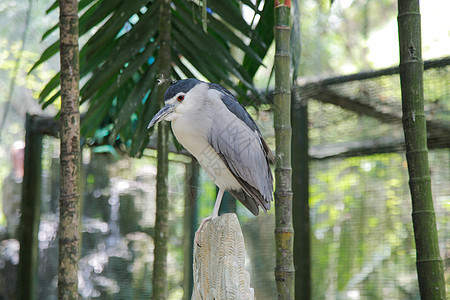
[195,188,225,246]
[211,188,225,220]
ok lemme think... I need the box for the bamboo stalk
[152,0,172,298]
[397,0,446,298]
[58,0,81,298]
[274,0,294,299]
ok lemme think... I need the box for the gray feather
[209,83,260,134]
[207,98,273,215]
[209,83,274,164]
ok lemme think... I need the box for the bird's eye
[177,95,185,102]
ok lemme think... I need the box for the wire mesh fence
[0,59,448,299]
[244,150,448,300]
[306,61,449,153]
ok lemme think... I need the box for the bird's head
[147,78,207,129]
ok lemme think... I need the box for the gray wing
[209,83,260,132]
[208,112,273,216]
[209,83,275,163]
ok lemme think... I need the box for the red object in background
[275,0,291,8]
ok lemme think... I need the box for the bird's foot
[194,215,217,247]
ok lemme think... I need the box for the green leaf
[175,3,263,67]
[82,75,118,120]
[174,6,258,94]
[84,0,152,59]
[39,72,60,103]
[45,0,58,14]
[171,52,196,78]
[109,61,158,144]
[42,0,100,41]
[81,95,114,137]
[82,7,158,100]
[46,0,96,14]
[84,0,124,29]
[172,15,253,92]
[29,41,59,74]
[42,90,61,109]
[242,0,274,78]
[207,0,252,38]
[92,145,119,159]
[240,0,257,9]
[41,23,59,41]
[208,14,263,65]
[172,29,221,82]
[35,0,268,157]
[129,83,159,157]
[84,42,157,107]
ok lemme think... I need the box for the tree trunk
[152,0,171,299]
[291,89,310,300]
[58,0,81,299]
[18,114,43,300]
[397,0,446,298]
[274,1,294,299]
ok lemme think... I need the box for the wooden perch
[192,213,254,300]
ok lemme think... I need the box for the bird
[148,78,274,242]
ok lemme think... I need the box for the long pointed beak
[147,104,175,129]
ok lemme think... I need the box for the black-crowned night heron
[148,79,274,240]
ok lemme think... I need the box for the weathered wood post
[192,213,254,300]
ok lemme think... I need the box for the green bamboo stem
[274,0,294,299]
[397,0,446,298]
[58,0,81,298]
[152,0,172,298]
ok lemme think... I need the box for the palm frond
[33,0,274,156]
